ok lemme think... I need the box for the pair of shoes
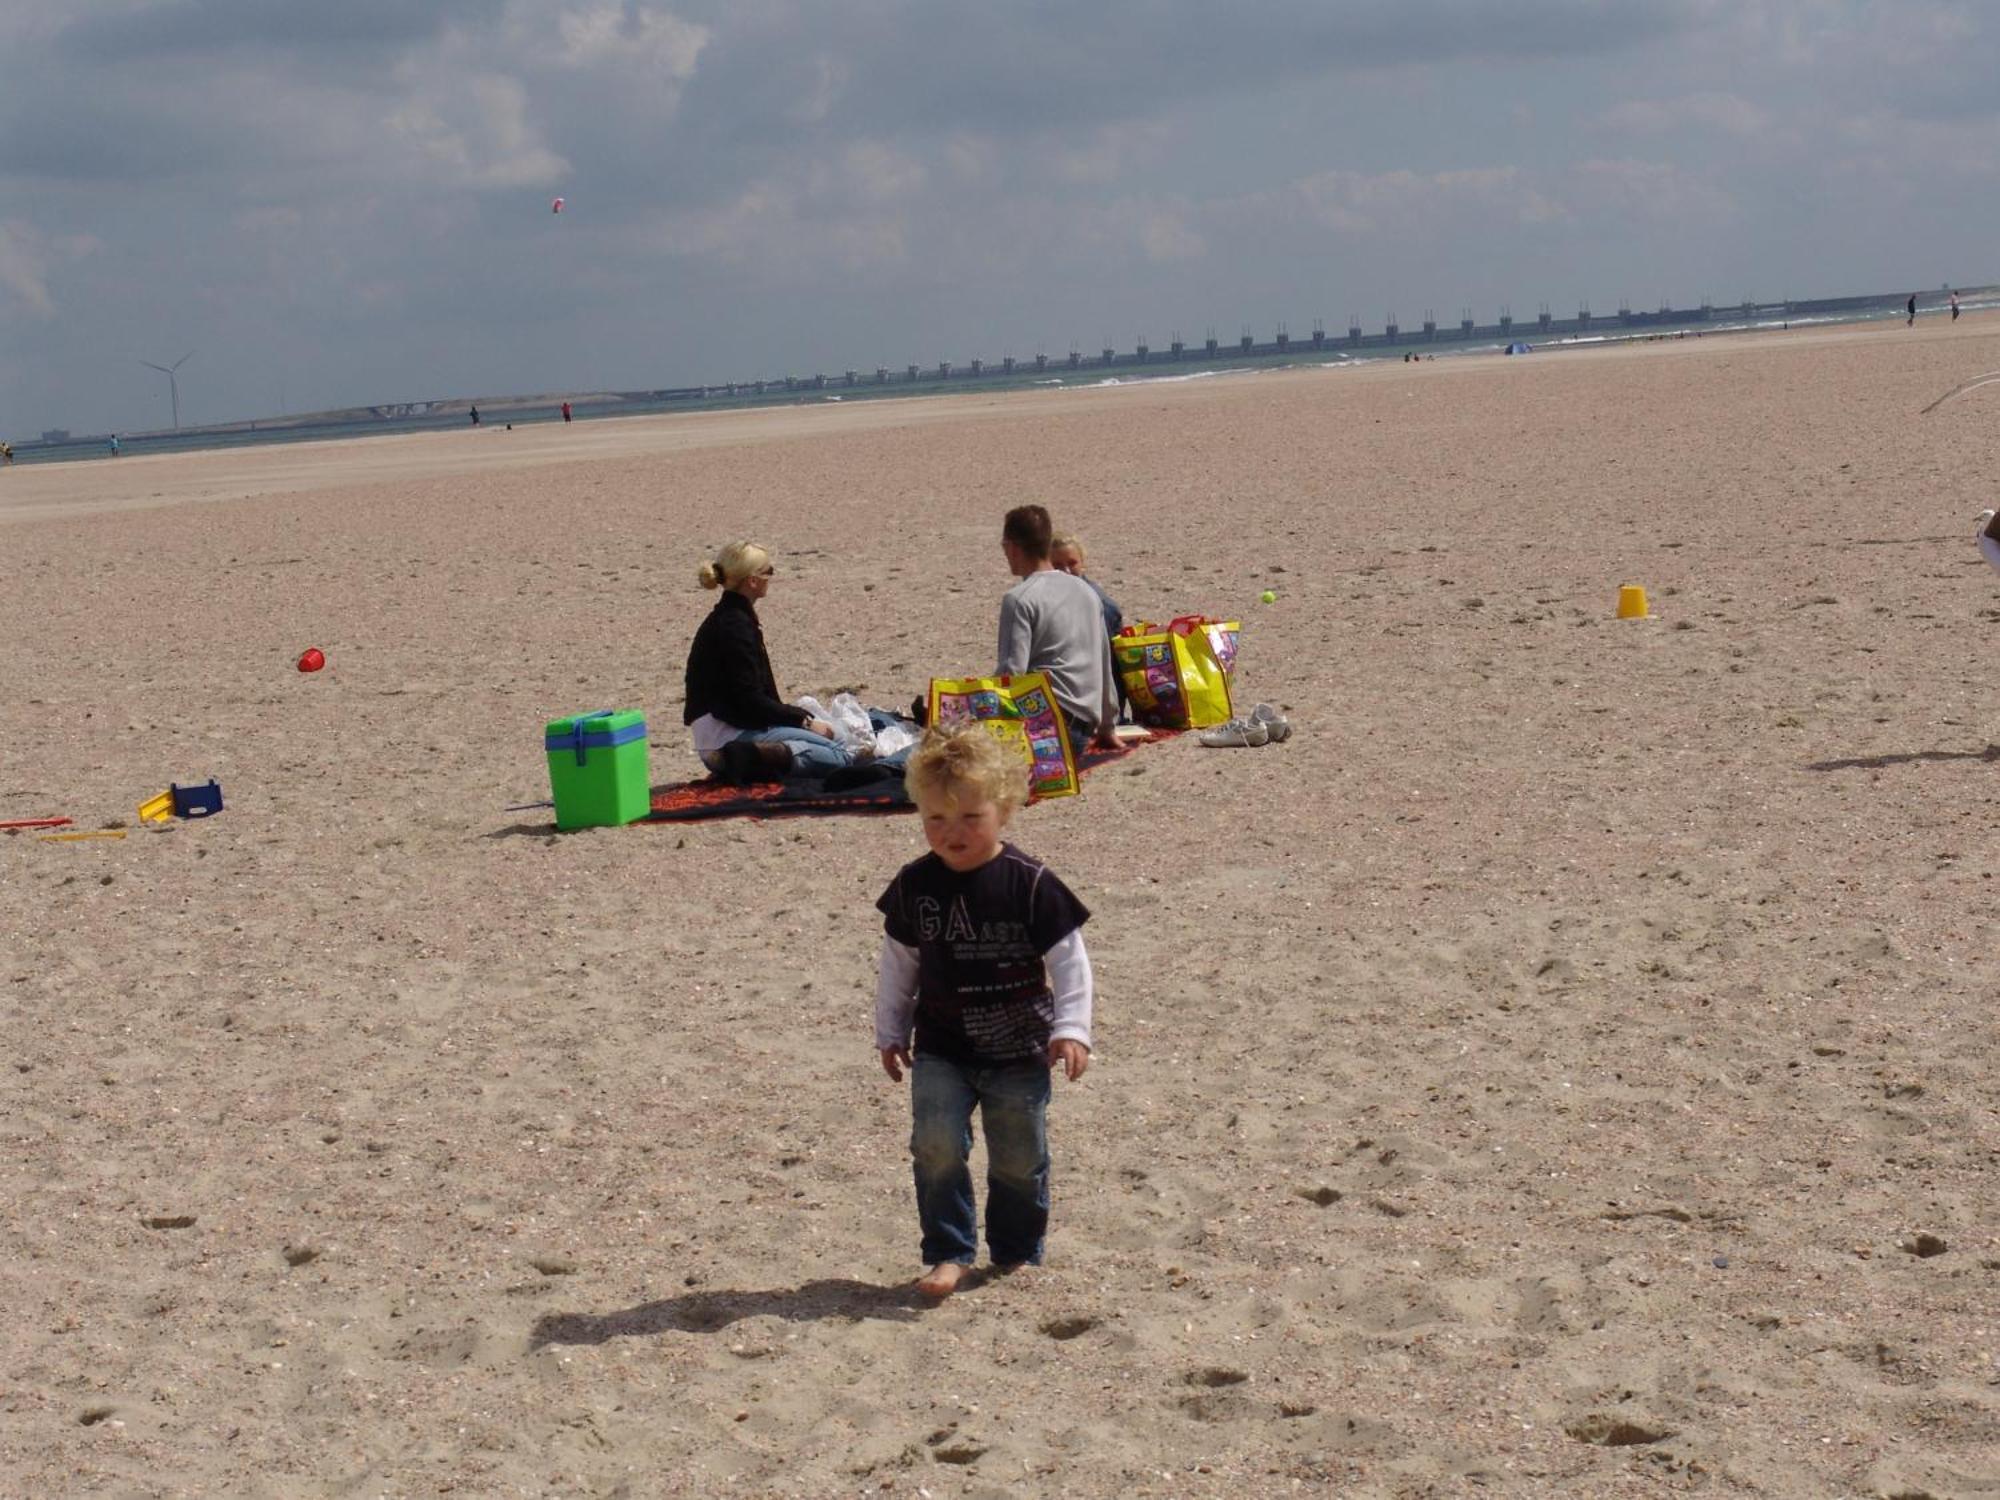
[1197,703,1294,748]
[719,739,794,786]
[1198,716,1269,747]
[1249,703,1292,743]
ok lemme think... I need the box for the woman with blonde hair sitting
[682,541,848,783]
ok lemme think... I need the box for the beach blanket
[643,732,1172,824]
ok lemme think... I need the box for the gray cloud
[667,0,1710,146]
[2,1,1996,437]
[52,0,489,62]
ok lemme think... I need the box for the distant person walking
[108,434,120,457]
[1907,293,1917,327]
[1951,290,1961,322]
[561,400,572,423]
[469,405,480,427]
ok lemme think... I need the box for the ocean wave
[1088,367,1262,389]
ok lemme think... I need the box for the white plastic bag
[794,694,874,753]
[798,694,920,758]
[871,720,919,758]
[826,693,878,751]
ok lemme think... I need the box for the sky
[3,0,1995,435]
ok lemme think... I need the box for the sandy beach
[4,320,1998,1498]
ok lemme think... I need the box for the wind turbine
[140,351,195,429]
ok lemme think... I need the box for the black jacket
[682,590,810,731]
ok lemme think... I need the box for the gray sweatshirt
[997,569,1118,737]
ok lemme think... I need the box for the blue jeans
[909,1053,1051,1267]
[702,725,852,778]
[702,710,916,777]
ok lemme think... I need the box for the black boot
[719,739,794,786]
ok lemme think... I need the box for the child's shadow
[529,1278,923,1348]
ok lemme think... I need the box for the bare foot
[915,1263,968,1298]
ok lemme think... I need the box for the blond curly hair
[903,722,1030,813]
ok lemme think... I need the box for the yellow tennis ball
[1259,589,1277,604]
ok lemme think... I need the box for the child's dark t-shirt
[877,844,1090,1066]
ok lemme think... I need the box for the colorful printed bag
[926,672,1080,799]
[1113,616,1240,729]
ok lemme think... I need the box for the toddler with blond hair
[874,724,1094,1297]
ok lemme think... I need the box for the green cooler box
[544,709,650,830]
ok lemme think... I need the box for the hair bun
[697,562,723,589]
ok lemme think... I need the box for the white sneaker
[1199,717,1269,747]
[1249,703,1292,743]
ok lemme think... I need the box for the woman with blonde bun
[683,541,847,783]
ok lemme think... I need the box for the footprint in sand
[1038,1314,1099,1341]
[1178,1370,1252,1423]
[1564,1414,1673,1447]
[1184,1367,1249,1388]
[923,1423,986,1465]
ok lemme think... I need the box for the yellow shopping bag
[926,672,1079,799]
[1113,616,1240,729]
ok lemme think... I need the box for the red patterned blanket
[644,733,1170,823]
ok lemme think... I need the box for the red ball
[297,648,325,673]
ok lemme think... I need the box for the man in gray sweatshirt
[997,505,1120,750]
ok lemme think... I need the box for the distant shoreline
[10,282,1991,467]
[6,314,1988,530]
